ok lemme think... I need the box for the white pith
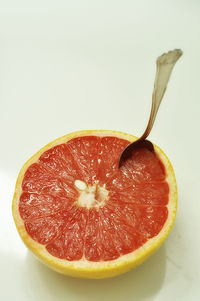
[75,180,109,209]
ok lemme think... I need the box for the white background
[0,1,200,300]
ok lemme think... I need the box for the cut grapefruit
[12,130,177,279]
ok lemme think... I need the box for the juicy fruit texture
[19,135,169,262]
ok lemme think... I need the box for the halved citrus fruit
[12,130,177,279]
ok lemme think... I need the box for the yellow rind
[12,130,177,279]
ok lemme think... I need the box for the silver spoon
[119,49,183,167]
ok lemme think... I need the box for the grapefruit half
[12,130,177,279]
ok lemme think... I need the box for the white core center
[74,180,109,209]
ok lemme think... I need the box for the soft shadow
[25,246,166,301]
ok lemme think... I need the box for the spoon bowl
[119,139,154,165]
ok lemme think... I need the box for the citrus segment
[99,206,147,255]
[119,148,166,183]
[67,136,100,184]
[109,182,169,206]
[39,144,80,182]
[97,137,129,183]
[46,207,88,261]
[19,192,71,220]
[24,216,64,245]
[85,208,119,261]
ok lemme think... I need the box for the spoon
[119,49,183,167]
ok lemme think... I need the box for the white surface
[0,1,200,300]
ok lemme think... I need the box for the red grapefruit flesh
[19,136,168,261]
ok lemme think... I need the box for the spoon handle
[140,49,183,141]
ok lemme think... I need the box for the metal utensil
[119,49,183,167]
